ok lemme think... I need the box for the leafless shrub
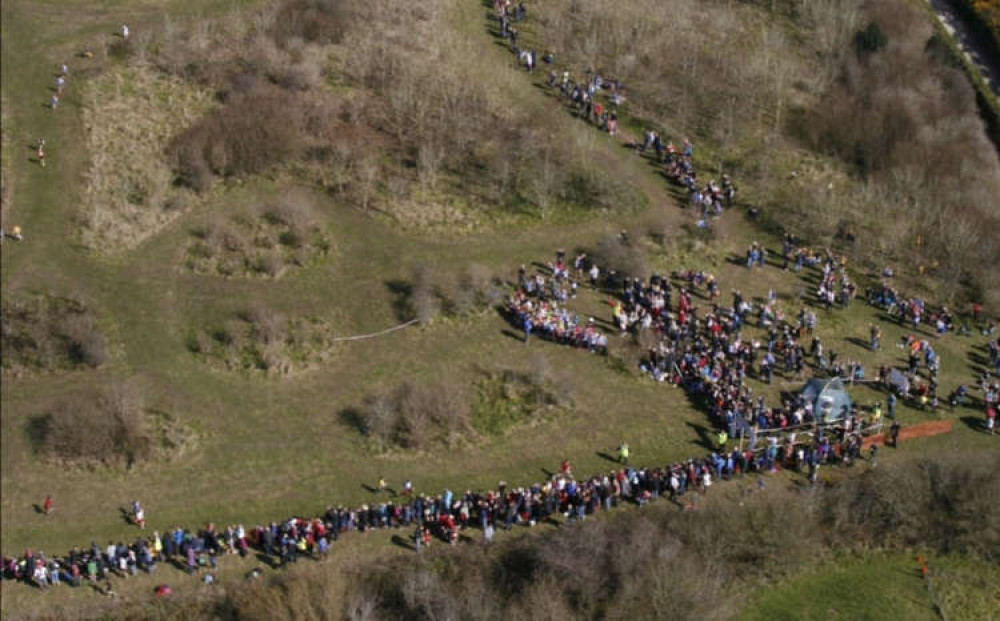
[591,234,649,283]
[219,559,350,621]
[192,309,335,374]
[1,294,108,372]
[443,263,499,316]
[270,0,354,46]
[361,390,399,452]
[411,267,439,324]
[359,381,470,451]
[169,85,304,188]
[30,383,151,469]
[184,194,330,279]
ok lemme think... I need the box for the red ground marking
[862,420,954,448]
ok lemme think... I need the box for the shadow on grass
[339,407,366,435]
[960,416,987,433]
[595,451,618,463]
[255,552,279,569]
[391,534,415,551]
[501,328,526,343]
[385,279,414,322]
[967,348,990,374]
[24,414,51,452]
[684,421,716,451]
[845,336,873,351]
[167,557,188,572]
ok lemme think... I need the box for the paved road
[928,0,999,96]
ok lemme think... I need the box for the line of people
[3,413,887,594]
[494,0,739,221]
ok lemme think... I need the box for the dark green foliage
[854,22,888,58]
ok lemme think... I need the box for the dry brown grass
[533,0,1000,306]
[79,64,214,252]
[148,0,627,232]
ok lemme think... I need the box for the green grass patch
[741,553,939,621]
[471,367,569,436]
[741,552,1000,621]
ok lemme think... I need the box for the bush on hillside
[590,233,650,285]
[360,381,469,451]
[188,307,337,374]
[169,86,304,189]
[29,383,151,469]
[153,0,625,225]
[1,295,107,372]
[804,0,1000,302]
[471,359,571,436]
[854,22,888,58]
[183,194,333,278]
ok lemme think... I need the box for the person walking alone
[132,500,146,529]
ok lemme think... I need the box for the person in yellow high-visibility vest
[717,429,728,451]
[618,442,629,464]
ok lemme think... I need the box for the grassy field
[1,0,997,618]
[741,552,1000,621]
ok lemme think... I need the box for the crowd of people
[4,4,996,602]
[3,416,887,594]
[505,251,609,353]
[494,0,738,224]
[13,245,930,594]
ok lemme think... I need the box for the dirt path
[861,420,955,447]
[927,0,999,96]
